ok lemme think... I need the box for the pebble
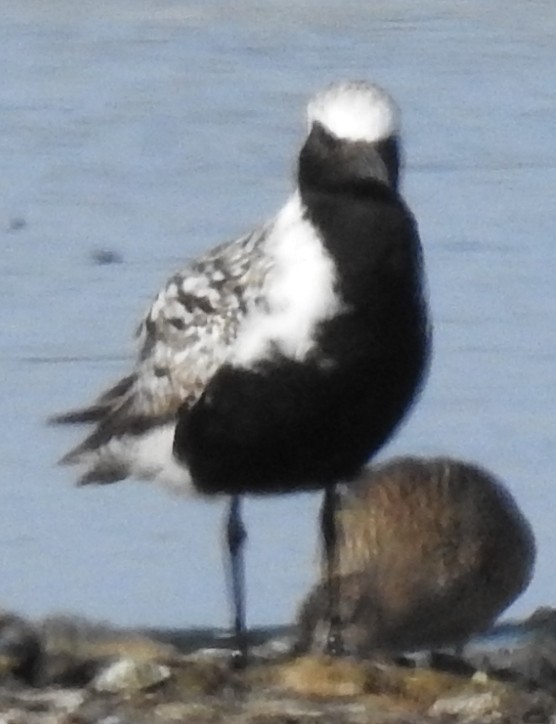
[92,658,171,694]
[429,691,502,720]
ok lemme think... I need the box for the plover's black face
[299,81,402,192]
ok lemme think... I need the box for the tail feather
[49,405,110,426]
[61,417,188,492]
[58,402,176,473]
[50,371,190,491]
[95,374,136,403]
[77,462,128,486]
[48,374,137,427]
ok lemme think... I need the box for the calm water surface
[1,0,555,629]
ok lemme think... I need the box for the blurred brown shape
[297,456,536,655]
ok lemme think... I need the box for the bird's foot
[324,619,345,657]
[228,632,248,670]
[229,646,248,671]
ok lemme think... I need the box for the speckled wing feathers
[129,229,272,416]
[52,223,273,485]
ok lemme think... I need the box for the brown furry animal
[296,456,535,655]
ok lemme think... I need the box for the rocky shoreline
[0,608,555,723]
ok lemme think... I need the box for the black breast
[174,132,430,497]
[174,198,429,496]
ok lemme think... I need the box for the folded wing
[50,225,271,489]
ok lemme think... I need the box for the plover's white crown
[307,80,400,144]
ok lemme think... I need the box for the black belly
[173,339,427,496]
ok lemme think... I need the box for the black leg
[321,483,344,656]
[225,494,248,668]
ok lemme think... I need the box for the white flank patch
[83,424,196,496]
[232,192,341,366]
[130,423,194,493]
[307,80,400,144]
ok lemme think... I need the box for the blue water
[1,0,555,629]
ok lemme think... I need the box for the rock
[429,690,502,720]
[274,656,376,697]
[92,658,171,693]
[0,612,42,684]
[36,614,178,687]
[0,609,553,722]
[458,607,556,695]
[0,689,85,724]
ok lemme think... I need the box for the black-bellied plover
[296,456,535,657]
[52,81,430,664]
